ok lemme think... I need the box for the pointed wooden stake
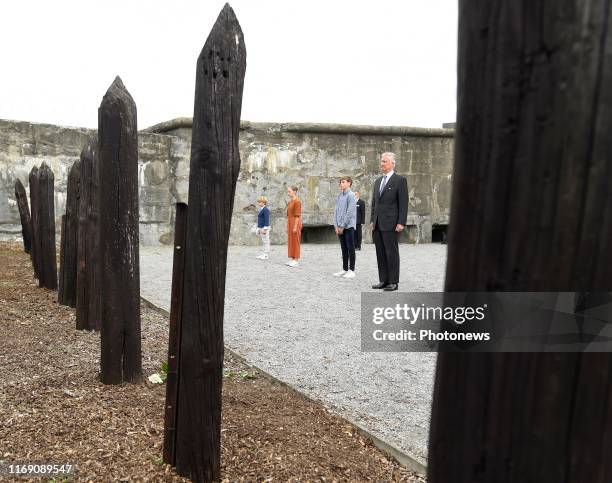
[174,4,246,481]
[38,162,57,290]
[59,160,80,307]
[98,77,141,384]
[28,166,41,279]
[76,137,101,331]
[14,179,32,254]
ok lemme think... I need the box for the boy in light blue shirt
[333,176,357,278]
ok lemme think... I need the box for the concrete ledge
[141,117,194,133]
[143,117,454,138]
[0,117,95,136]
[140,295,428,476]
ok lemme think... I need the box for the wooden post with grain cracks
[37,162,57,290]
[76,138,101,331]
[59,160,80,307]
[174,4,246,481]
[163,202,188,467]
[29,166,41,280]
[98,77,141,384]
[14,179,32,254]
[428,2,612,482]
[58,215,66,300]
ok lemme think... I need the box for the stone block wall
[1,117,454,246]
[146,118,455,245]
[0,118,182,245]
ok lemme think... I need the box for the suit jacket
[356,199,366,225]
[370,173,408,231]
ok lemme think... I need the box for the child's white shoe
[342,270,356,279]
[333,271,347,277]
[286,260,299,267]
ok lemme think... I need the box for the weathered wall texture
[146,118,455,245]
[0,118,179,245]
[1,117,454,246]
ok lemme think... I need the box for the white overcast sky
[0,0,457,130]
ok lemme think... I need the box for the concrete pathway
[140,242,447,468]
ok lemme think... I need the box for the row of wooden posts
[11,5,245,482]
[15,142,103,330]
[15,164,57,291]
[11,0,612,481]
[15,75,141,376]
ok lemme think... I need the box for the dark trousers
[355,224,363,249]
[338,228,356,271]
[372,227,400,284]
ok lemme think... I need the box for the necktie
[379,175,388,194]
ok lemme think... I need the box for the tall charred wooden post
[163,202,188,466]
[174,5,246,481]
[58,215,67,299]
[59,160,80,307]
[14,179,32,254]
[37,162,57,290]
[98,77,141,384]
[29,166,41,279]
[76,138,101,331]
[429,2,612,482]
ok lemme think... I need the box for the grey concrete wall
[1,117,454,246]
[0,118,181,245]
[146,118,455,245]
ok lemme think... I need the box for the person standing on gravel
[354,191,366,250]
[286,186,302,267]
[333,176,357,279]
[256,196,271,260]
[370,152,408,291]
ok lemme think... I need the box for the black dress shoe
[384,283,399,291]
[372,282,387,289]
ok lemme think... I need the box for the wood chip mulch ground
[0,242,425,482]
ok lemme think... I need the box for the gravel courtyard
[140,242,447,468]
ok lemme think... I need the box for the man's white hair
[381,152,397,166]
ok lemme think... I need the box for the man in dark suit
[370,152,408,291]
[354,191,366,250]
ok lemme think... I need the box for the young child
[256,196,271,259]
[333,176,357,278]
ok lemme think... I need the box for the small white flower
[148,373,164,384]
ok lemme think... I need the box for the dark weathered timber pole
[174,4,246,481]
[59,160,80,307]
[429,2,612,482]
[37,162,57,290]
[14,179,32,254]
[76,138,101,331]
[163,202,188,466]
[28,166,41,279]
[58,215,67,301]
[98,77,141,384]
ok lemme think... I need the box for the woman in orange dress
[286,185,302,267]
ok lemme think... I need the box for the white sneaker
[256,254,269,260]
[333,271,347,277]
[286,260,299,267]
[342,270,356,279]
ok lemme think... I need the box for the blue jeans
[338,228,356,271]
